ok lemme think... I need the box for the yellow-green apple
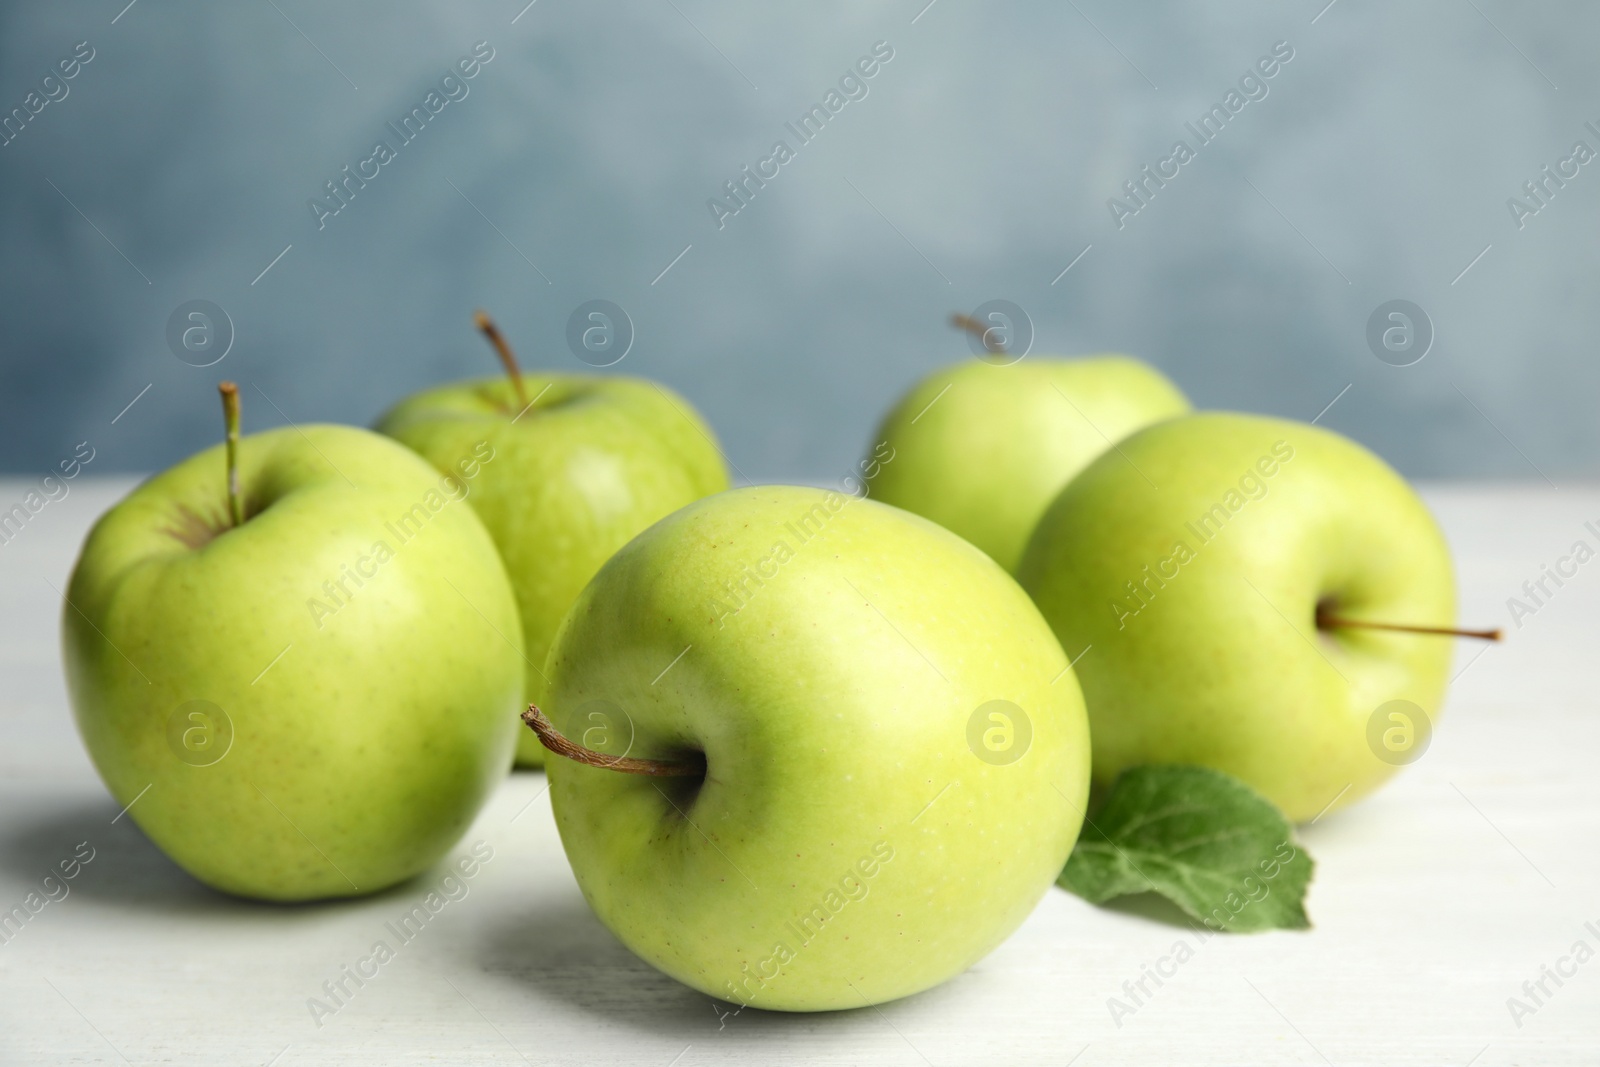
[868,354,1189,572]
[375,313,728,766]
[1017,412,1467,822]
[532,485,1089,1010]
[63,386,523,901]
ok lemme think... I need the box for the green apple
[868,355,1190,572]
[536,484,1089,1011]
[376,319,728,766]
[1016,412,1458,822]
[63,415,523,901]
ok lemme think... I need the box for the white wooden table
[1,478,1595,1065]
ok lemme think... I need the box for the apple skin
[541,485,1090,1011]
[868,356,1190,573]
[1016,412,1457,822]
[376,375,728,767]
[62,425,523,901]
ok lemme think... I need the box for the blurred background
[0,0,1591,483]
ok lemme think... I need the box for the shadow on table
[0,795,207,907]
[0,795,443,918]
[471,898,886,1036]
[472,897,706,1028]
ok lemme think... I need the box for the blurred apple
[376,313,728,765]
[868,345,1188,572]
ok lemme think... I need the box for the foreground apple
[376,313,728,766]
[868,335,1189,572]
[63,385,523,901]
[530,485,1089,1011]
[1017,412,1471,822]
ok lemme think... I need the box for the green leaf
[1058,765,1314,933]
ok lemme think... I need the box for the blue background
[0,0,1591,482]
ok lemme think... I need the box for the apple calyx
[474,309,530,412]
[521,704,706,777]
[951,312,1006,355]
[218,381,244,528]
[1314,601,1501,642]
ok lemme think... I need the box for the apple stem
[951,312,1007,354]
[474,309,530,411]
[521,704,706,777]
[218,381,244,528]
[1315,605,1501,642]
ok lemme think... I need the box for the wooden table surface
[1,478,1595,1065]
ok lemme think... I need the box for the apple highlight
[705,441,893,629]
[305,441,494,629]
[1109,440,1295,629]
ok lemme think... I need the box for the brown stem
[521,704,705,776]
[474,309,529,410]
[1316,604,1501,642]
[951,312,1007,354]
[218,381,243,528]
